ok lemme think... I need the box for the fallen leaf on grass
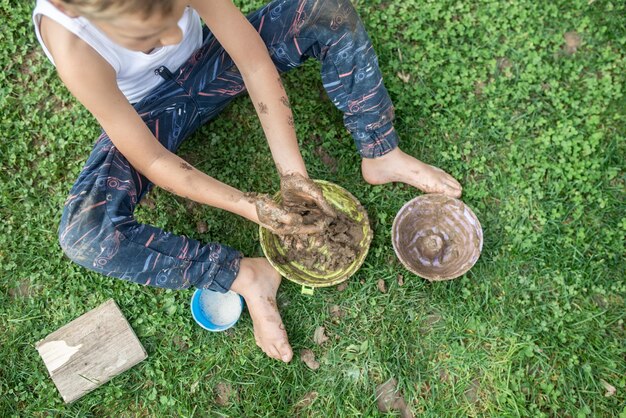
[301,349,320,370]
[600,379,616,397]
[172,335,189,351]
[294,391,318,409]
[375,378,414,418]
[8,279,32,299]
[314,146,338,173]
[329,305,345,318]
[439,369,450,383]
[397,71,411,83]
[336,282,348,292]
[214,382,235,406]
[190,380,200,394]
[496,57,513,78]
[564,31,582,54]
[464,378,481,404]
[344,366,362,381]
[474,80,485,96]
[139,196,156,210]
[591,294,608,308]
[375,378,400,412]
[196,220,208,234]
[419,313,442,334]
[497,57,511,70]
[185,200,198,211]
[313,326,329,345]
[416,381,431,398]
[397,274,404,286]
[377,279,387,293]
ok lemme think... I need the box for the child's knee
[318,0,360,31]
[58,196,114,270]
[294,0,360,33]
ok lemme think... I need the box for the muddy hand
[280,173,337,218]
[255,195,325,235]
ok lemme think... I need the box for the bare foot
[230,258,293,363]
[361,148,462,198]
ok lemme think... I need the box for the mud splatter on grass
[464,378,481,404]
[375,378,413,418]
[214,382,236,406]
[377,279,387,293]
[196,220,208,234]
[564,31,582,54]
[314,145,338,173]
[301,349,320,370]
[139,195,156,210]
[8,279,33,299]
[313,326,329,345]
[336,282,348,291]
[329,304,345,318]
[294,391,318,410]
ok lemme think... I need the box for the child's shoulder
[40,16,112,88]
[34,0,108,69]
[38,15,118,115]
[39,16,85,63]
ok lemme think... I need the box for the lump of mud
[392,194,483,281]
[275,207,364,275]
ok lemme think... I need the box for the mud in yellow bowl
[259,180,372,291]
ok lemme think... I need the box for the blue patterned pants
[58,0,399,291]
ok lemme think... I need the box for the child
[33,0,462,363]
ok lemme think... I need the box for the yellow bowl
[259,180,372,291]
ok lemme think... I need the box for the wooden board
[36,299,147,403]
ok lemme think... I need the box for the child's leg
[58,79,242,292]
[59,41,293,362]
[180,0,460,196]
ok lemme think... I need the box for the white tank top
[32,0,203,103]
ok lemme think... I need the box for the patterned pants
[58,0,399,291]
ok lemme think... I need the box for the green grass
[1,0,625,416]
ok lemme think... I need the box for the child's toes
[446,182,462,196]
[276,342,293,363]
[444,185,462,198]
[267,345,282,360]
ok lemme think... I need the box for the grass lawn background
[1,0,624,416]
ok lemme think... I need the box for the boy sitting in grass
[33,0,462,363]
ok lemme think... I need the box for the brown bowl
[391,194,483,281]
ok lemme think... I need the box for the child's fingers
[273,223,324,235]
[255,195,325,235]
[256,196,295,224]
[311,193,337,218]
[281,173,337,218]
[443,179,462,198]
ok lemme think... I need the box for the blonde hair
[59,0,175,20]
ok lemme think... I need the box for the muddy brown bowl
[392,194,483,281]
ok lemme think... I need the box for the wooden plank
[36,299,147,403]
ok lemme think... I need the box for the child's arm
[40,17,260,224]
[191,0,309,179]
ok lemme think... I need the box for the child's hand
[280,173,337,218]
[255,195,327,235]
[253,174,337,235]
